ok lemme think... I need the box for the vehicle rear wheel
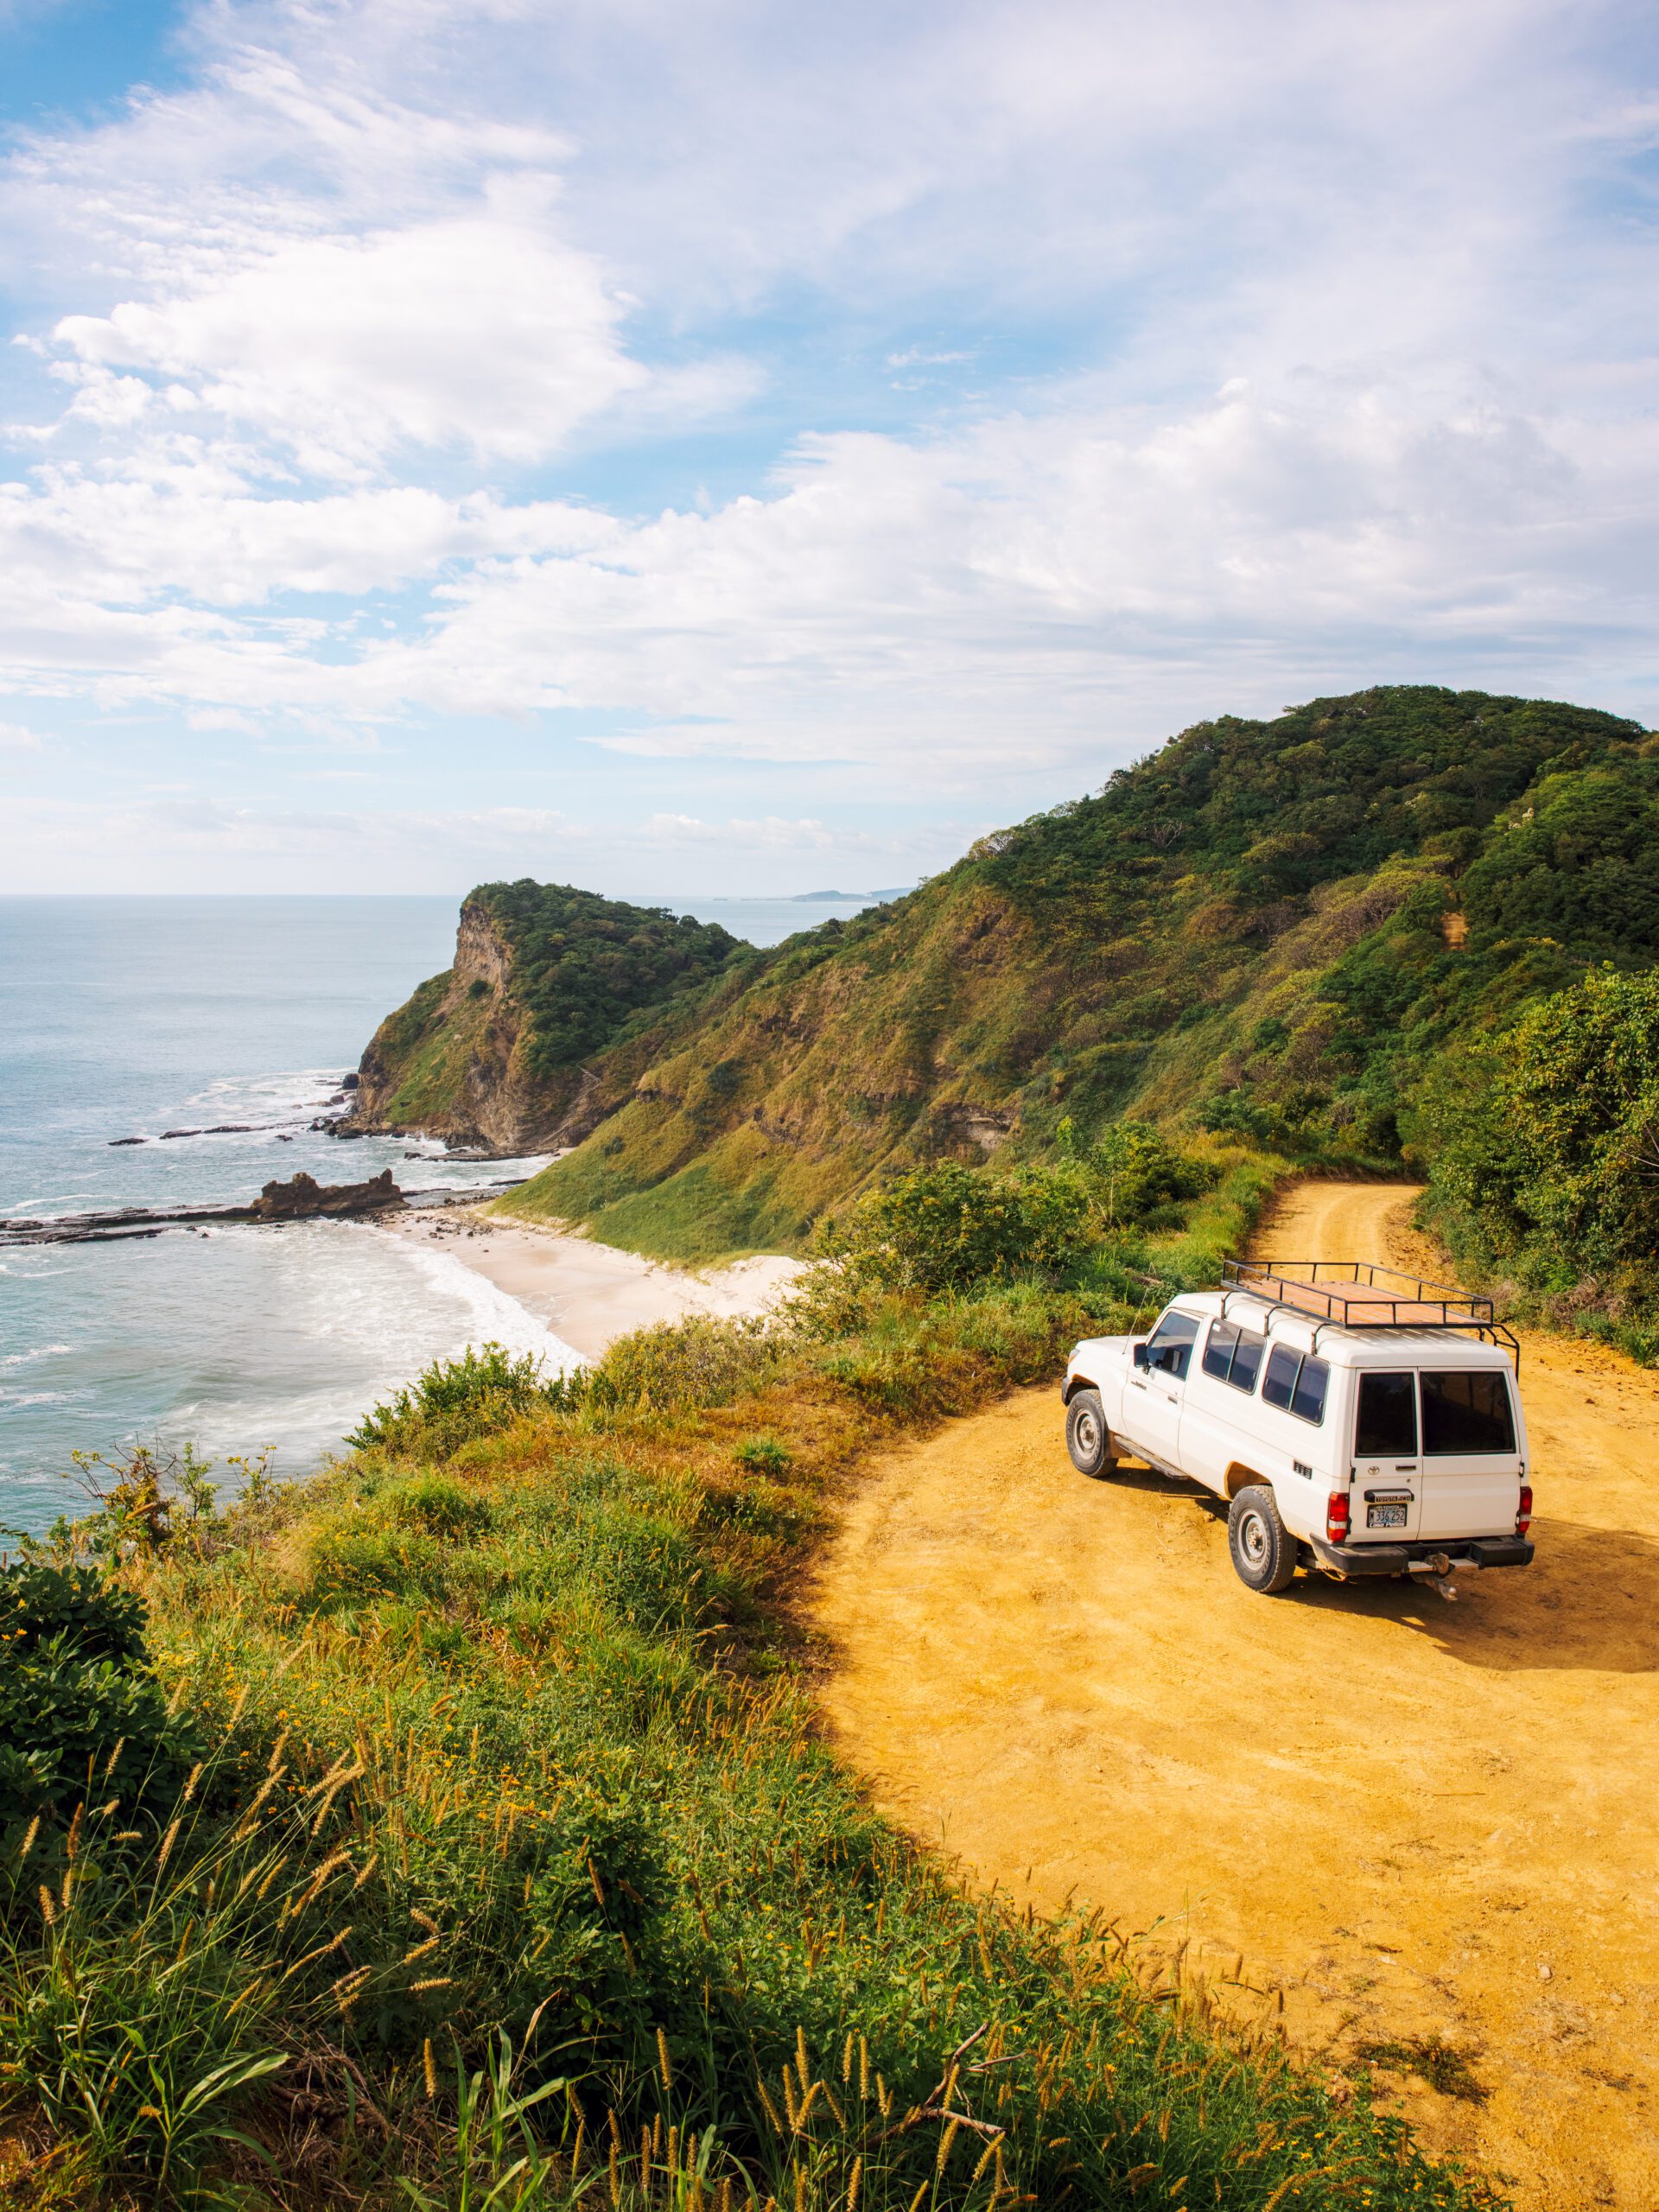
[1228,1484,1297,1593]
[1065,1389,1117,1478]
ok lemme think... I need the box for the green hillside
[490,686,1656,1265]
[349,881,741,1150]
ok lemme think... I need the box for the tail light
[1516,1484,1533,1539]
[1326,1491,1350,1544]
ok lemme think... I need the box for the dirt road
[814,1183,1659,2209]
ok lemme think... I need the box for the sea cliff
[345,883,740,1154]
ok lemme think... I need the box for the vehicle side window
[1422,1371,1516,1455]
[1356,1372,1417,1456]
[1262,1345,1300,1409]
[1262,1344,1328,1425]
[1202,1320,1265,1393]
[1230,1332,1265,1392]
[1202,1321,1238,1380]
[1291,1357,1329,1425]
[1144,1311,1199,1380]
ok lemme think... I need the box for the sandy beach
[379,1206,804,1362]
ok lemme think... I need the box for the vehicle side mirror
[1133,1343,1149,1370]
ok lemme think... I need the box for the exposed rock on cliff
[344,883,741,1156]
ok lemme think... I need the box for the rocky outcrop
[342,899,563,1154]
[341,885,737,1158]
[250,1169,404,1220]
[2,1170,409,1245]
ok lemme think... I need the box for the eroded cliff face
[346,900,607,1155]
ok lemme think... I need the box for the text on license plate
[1367,1502,1408,1529]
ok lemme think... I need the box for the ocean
[0,893,874,1535]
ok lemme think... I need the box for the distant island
[788,885,915,900]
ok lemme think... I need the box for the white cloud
[51,186,647,474]
[2,366,1654,774]
[0,719,42,747]
[0,0,1653,883]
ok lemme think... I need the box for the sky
[0,0,1655,896]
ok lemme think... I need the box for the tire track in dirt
[813,1182,1659,2210]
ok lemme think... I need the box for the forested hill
[346,882,741,1152]
[358,686,1657,1271]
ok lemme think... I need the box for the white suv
[1061,1260,1535,1593]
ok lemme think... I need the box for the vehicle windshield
[1143,1311,1199,1379]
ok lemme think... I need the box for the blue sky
[0,0,1656,894]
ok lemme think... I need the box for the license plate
[1368,1502,1408,1529]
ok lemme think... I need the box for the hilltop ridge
[350,685,1656,1263]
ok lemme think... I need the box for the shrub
[813,1160,1088,1298]
[589,1313,787,1411]
[1423,965,1659,1306]
[1086,1118,1216,1223]
[0,1565,197,1834]
[733,1434,793,1475]
[348,1342,567,1454]
[812,1135,1215,1302]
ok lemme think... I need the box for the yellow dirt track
[813,1182,1659,2209]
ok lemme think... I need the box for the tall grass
[1,1268,1505,2209]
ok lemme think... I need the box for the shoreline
[375,1207,804,1363]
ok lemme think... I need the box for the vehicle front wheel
[1228,1484,1298,1593]
[1065,1389,1117,1478]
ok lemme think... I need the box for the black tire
[1228,1484,1298,1593]
[1066,1389,1116,1478]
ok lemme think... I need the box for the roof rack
[1220,1257,1520,1366]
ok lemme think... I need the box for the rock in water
[250,1168,405,1220]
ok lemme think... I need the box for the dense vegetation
[1421,967,1659,1354]
[351,885,742,1147]
[473,883,741,1081]
[0,1145,1504,2210]
[471,690,1656,1338]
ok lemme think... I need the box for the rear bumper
[1306,1535,1535,1578]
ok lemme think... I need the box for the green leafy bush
[348,1342,568,1454]
[813,1160,1087,1297]
[0,1565,196,1834]
[733,1433,793,1475]
[1424,965,1659,1313]
[589,1313,787,1410]
[813,1135,1214,1300]
[1086,1117,1216,1222]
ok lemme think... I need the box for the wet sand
[379,1208,804,1362]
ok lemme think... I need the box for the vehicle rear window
[1144,1311,1199,1380]
[1202,1320,1266,1392]
[1422,1370,1516,1455]
[1262,1344,1328,1425]
[1356,1372,1417,1456]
